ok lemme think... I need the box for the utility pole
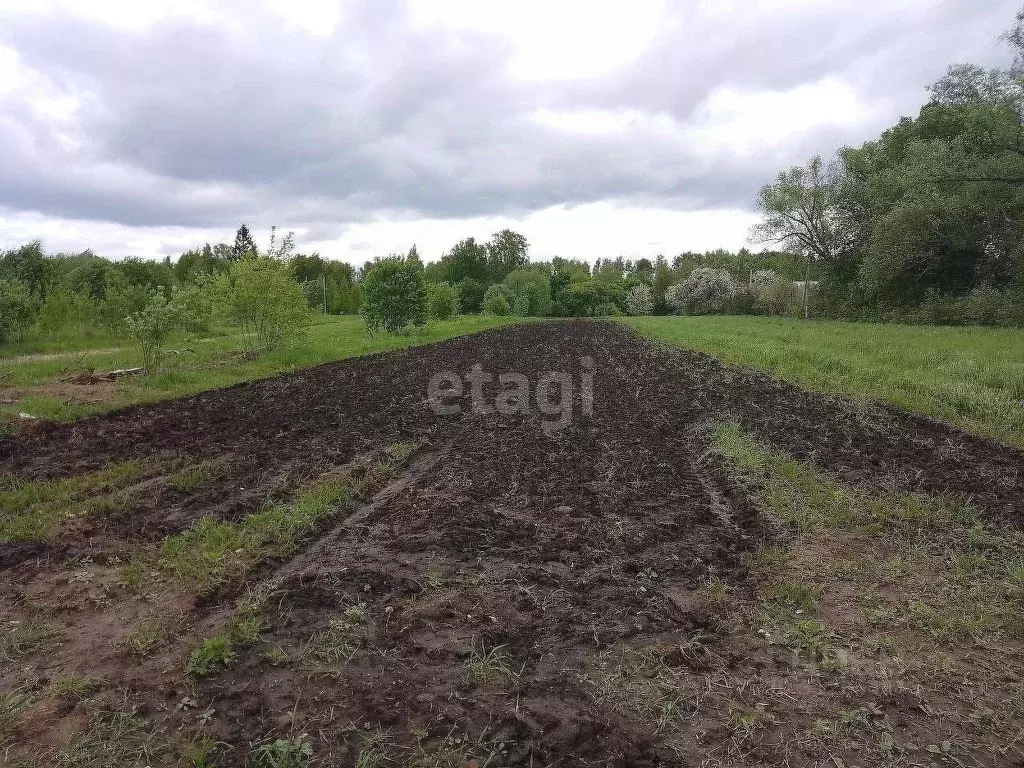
[322,273,328,315]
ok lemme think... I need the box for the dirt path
[2,321,1024,766]
[0,346,126,364]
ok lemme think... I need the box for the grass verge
[702,422,1024,764]
[624,315,1024,448]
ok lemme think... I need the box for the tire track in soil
[3,321,1024,766]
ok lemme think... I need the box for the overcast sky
[0,0,1018,264]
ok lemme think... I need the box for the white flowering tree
[665,268,738,315]
[624,284,654,316]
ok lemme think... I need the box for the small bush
[892,286,1023,328]
[125,293,189,370]
[725,288,759,315]
[35,288,98,340]
[425,281,459,320]
[97,270,148,336]
[171,280,214,333]
[511,292,530,316]
[457,277,486,313]
[753,274,801,316]
[0,279,37,344]
[503,268,552,316]
[360,257,427,333]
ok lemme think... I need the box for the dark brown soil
[3,321,1024,767]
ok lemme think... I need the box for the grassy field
[0,314,523,423]
[624,315,1024,449]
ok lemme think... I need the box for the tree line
[753,5,1024,327]
[0,222,814,350]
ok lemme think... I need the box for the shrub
[215,257,311,349]
[893,286,1023,328]
[725,288,759,315]
[511,292,530,316]
[0,279,38,344]
[666,268,738,315]
[624,284,654,316]
[752,273,800,316]
[171,279,214,333]
[360,256,427,333]
[750,269,778,288]
[503,268,552,316]
[35,288,99,339]
[425,281,459,320]
[482,285,512,315]
[457,277,486,314]
[125,293,190,370]
[97,271,149,335]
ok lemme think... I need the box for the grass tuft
[465,644,513,686]
[249,736,314,768]
[2,615,63,659]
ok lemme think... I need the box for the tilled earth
[2,321,1024,767]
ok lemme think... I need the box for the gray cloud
[0,0,1019,235]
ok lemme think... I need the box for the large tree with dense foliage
[486,229,530,283]
[360,256,427,333]
[752,5,1024,325]
[441,237,489,284]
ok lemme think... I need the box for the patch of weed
[465,644,512,686]
[249,736,314,768]
[124,618,169,657]
[157,480,356,592]
[166,462,223,493]
[2,615,63,659]
[187,596,266,677]
[0,461,147,543]
[187,633,236,677]
[47,677,99,702]
[0,692,32,746]
[142,442,417,595]
[53,706,162,767]
[711,422,975,533]
[304,603,368,666]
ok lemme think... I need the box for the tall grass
[624,316,1024,448]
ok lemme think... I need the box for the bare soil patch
[2,321,1023,766]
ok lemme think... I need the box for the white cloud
[408,0,667,80]
[687,78,867,160]
[0,0,1019,262]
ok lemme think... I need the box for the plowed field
[2,321,1023,767]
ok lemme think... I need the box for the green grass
[623,315,1024,448]
[0,314,524,422]
[0,461,148,543]
[131,442,418,594]
[157,480,359,593]
[712,422,1024,647]
[711,422,976,533]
